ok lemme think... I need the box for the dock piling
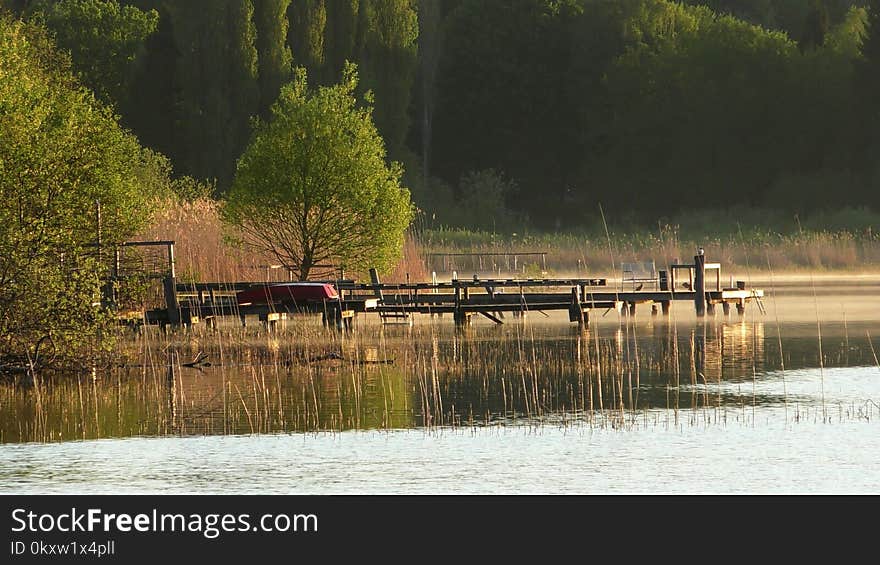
[694,252,706,317]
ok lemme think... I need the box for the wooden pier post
[453,279,469,326]
[694,252,706,317]
[163,275,180,326]
[101,245,121,308]
[162,241,180,326]
[569,287,586,326]
[369,268,384,301]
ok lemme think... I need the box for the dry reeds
[4,309,878,443]
[139,197,429,285]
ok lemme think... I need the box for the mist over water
[2,276,879,494]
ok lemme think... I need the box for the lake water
[1,275,879,494]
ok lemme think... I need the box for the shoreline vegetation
[147,197,880,284]
[6,0,880,377]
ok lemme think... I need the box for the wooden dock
[348,257,764,326]
[126,248,764,331]
[144,281,378,331]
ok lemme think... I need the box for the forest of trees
[4,0,880,231]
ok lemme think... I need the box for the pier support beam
[569,307,588,327]
[694,252,706,317]
[569,287,587,327]
[163,275,180,326]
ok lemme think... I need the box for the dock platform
[126,250,764,330]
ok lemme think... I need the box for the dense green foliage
[222,65,413,280]
[4,0,880,231]
[26,0,158,109]
[254,0,294,118]
[168,1,259,189]
[0,16,156,363]
[288,0,419,158]
[428,0,879,227]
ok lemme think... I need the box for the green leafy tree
[684,0,857,39]
[594,2,860,215]
[0,16,155,363]
[222,64,413,280]
[26,0,158,108]
[1,0,31,17]
[413,0,442,184]
[120,1,177,160]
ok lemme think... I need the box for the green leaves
[222,64,413,280]
[27,0,158,108]
[0,16,155,363]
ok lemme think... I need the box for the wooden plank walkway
[129,251,764,330]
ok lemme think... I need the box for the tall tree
[168,0,259,190]
[222,64,413,280]
[322,0,359,83]
[288,0,325,81]
[800,0,830,51]
[254,0,293,118]
[123,1,177,161]
[857,0,880,185]
[433,0,582,226]
[357,0,418,159]
[414,0,442,185]
[0,0,30,16]
[859,0,880,97]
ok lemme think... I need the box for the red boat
[236,282,339,305]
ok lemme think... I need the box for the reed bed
[2,310,877,443]
[419,228,880,275]
[139,197,429,284]
[4,199,878,442]
[137,198,880,291]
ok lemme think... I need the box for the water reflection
[1,317,879,443]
